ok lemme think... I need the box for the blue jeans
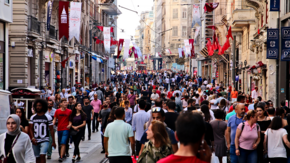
[230,144,239,163]
[32,141,50,157]
[238,147,257,163]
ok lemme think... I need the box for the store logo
[283,29,290,38]
[270,41,276,47]
[268,49,278,57]
[268,30,278,39]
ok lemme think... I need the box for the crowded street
[1,0,290,163]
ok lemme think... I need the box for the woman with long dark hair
[70,103,86,163]
[264,117,290,163]
[15,108,28,134]
[54,94,61,109]
[199,105,214,151]
[138,121,173,163]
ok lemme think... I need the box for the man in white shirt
[46,86,54,97]
[89,88,96,101]
[60,89,67,99]
[251,86,259,99]
[65,86,70,93]
[150,89,159,105]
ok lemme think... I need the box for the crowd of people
[2,70,290,163]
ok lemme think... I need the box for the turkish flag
[95,39,103,44]
[206,38,212,50]
[206,25,217,30]
[97,26,103,31]
[222,37,231,53]
[61,58,69,68]
[227,26,234,40]
[204,3,219,12]
[117,39,124,58]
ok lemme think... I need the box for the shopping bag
[211,152,219,163]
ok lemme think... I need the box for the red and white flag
[117,39,124,58]
[204,3,219,13]
[166,49,172,54]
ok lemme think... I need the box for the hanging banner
[189,39,195,58]
[58,1,69,40]
[281,27,290,61]
[194,26,201,39]
[178,48,183,58]
[103,27,111,54]
[267,29,279,59]
[123,39,130,60]
[184,39,191,57]
[47,0,53,30]
[270,0,280,11]
[192,4,201,27]
[132,42,143,58]
[117,39,124,58]
[69,2,82,42]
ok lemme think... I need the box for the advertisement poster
[69,2,82,41]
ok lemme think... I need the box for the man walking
[82,97,94,140]
[132,99,150,155]
[91,94,102,132]
[46,99,57,160]
[104,107,135,163]
[29,99,56,163]
[98,101,111,153]
[53,98,72,162]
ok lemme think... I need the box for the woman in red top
[167,88,174,99]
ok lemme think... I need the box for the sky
[117,0,154,41]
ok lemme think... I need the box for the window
[182,26,187,37]
[182,8,187,19]
[173,9,178,19]
[173,26,178,36]
[4,0,9,4]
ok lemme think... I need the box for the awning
[99,3,122,15]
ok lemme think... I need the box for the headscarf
[6,114,21,136]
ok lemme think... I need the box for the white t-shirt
[46,90,52,97]
[210,99,218,110]
[150,93,159,100]
[89,91,96,101]
[193,97,200,105]
[265,128,288,158]
[165,78,169,84]
[206,84,212,89]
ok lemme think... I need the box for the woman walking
[210,109,227,163]
[70,103,87,163]
[138,121,173,163]
[264,116,290,163]
[15,108,29,134]
[54,94,61,109]
[256,105,271,162]
[0,114,35,163]
[235,110,260,163]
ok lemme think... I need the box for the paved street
[47,128,107,163]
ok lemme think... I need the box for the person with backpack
[235,110,260,163]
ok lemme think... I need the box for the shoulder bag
[0,133,21,163]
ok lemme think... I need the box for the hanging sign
[267,29,279,59]
[270,0,280,11]
[47,0,54,30]
[58,1,69,40]
[103,27,111,54]
[69,2,82,41]
[281,27,290,61]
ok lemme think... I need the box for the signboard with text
[267,29,279,59]
[281,27,290,61]
[270,0,280,11]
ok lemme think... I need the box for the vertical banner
[267,29,279,59]
[281,27,290,61]
[132,42,143,58]
[194,26,200,39]
[192,4,201,27]
[123,39,130,60]
[117,39,124,58]
[69,2,82,42]
[270,0,280,11]
[184,39,191,57]
[58,1,69,40]
[189,39,195,58]
[178,48,183,58]
[47,0,53,30]
[103,27,111,54]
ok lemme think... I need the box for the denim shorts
[58,130,69,145]
[32,141,50,157]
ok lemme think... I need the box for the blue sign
[270,0,280,11]
[46,0,53,30]
[235,75,239,82]
[102,68,104,72]
[281,27,290,61]
[267,29,279,59]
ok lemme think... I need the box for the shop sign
[270,0,280,11]
[235,75,239,81]
[267,29,279,59]
[281,27,290,61]
[69,60,74,69]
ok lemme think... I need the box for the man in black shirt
[67,96,74,110]
[82,97,94,140]
[164,101,179,131]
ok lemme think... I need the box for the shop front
[0,22,7,90]
[43,51,54,87]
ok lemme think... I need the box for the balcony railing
[49,25,57,40]
[28,15,41,34]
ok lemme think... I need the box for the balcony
[99,2,122,15]
[232,9,256,27]
[27,15,41,38]
[61,36,69,47]
[46,25,58,44]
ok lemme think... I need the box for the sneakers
[58,157,64,162]
[47,156,51,159]
[76,156,81,161]
[72,157,76,163]
[69,144,72,149]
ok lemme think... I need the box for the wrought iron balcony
[27,15,41,35]
[49,25,57,40]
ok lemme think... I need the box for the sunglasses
[152,107,162,112]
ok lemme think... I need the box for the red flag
[222,37,231,53]
[258,29,260,34]
[206,25,217,30]
[227,26,234,40]
[206,38,212,50]
[110,27,114,32]
[97,26,103,31]
[58,1,69,40]
[61,58,69,68]
[204,3,219,12]
[117,39,124,58]
[189,39,195,58]
[95,39,103,44]
[181,49,185,57]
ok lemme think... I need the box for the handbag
[70,129,79,136]
[0,133,21,163]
